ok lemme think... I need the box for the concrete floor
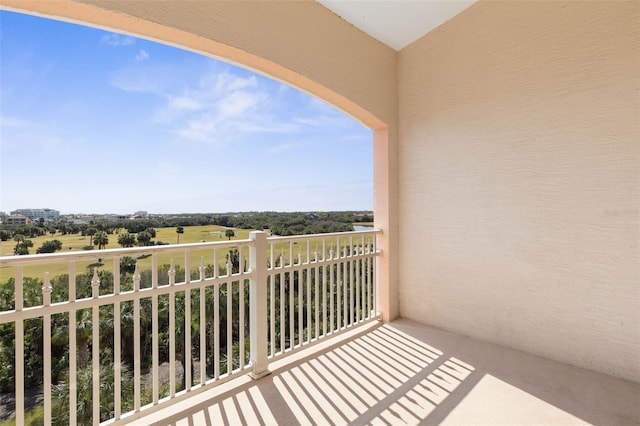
[130,319,640,425]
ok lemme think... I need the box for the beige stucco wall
[398,1,639,382]
[0,0,401,320]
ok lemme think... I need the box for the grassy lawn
[0,225,251,282]
[0,225,374,284]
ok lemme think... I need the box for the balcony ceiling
[317,0,477,51]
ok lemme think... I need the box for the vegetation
[36,240,63,254]
[0,211,374,422]
[92,232,109,250]
[0,211,372,248]
[0,242,375,424]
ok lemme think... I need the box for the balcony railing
[0,229,380,425]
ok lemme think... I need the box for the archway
[1,0,396,320]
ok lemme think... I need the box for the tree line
[1,211,373,256]
[0,211,372,241]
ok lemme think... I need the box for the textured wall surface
[398,1,639,382]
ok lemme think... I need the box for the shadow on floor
[137,319,640,426]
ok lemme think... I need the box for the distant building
[10,208,60,221]
[133,211,148,218]
[4,214,32,225]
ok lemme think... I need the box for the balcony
[0,229,381,425]
[1,229,638,425]
[0,0,638,424]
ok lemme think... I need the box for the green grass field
[0,225,375,284]
[0,225,253,282]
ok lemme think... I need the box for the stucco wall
[398,1,639,382]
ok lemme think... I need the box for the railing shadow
[141,319,640,426]
[141,322,477,425]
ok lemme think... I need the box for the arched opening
[1,5,400,420]
[1,0,396,323]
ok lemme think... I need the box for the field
[0,225,253,282]
[0,225,374,284]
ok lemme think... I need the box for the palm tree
[93,231,109,250]
[86,226,97,240]
[117,233,136,248]
[52,362,135,425]
[225,229,235,240]
[176,226,184,244]
[137,231,152,246]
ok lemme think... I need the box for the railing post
[249,231,270,379]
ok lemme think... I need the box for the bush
[82,245,94,250]
[36,239,62,254]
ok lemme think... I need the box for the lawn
[0,225,251,283]
[0,225,374,284]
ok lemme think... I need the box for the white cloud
[135,49,149,61]
[150,69,302,142]
[217,90,266,118]
[101,33,136,47]
[208,73,258,93]
[177,114,217,142]
[235,121,300,134]
[109,63,188,95]
[267,143,298,153]
[168,95,202,111]
[111,63,361,145]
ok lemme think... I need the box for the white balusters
[336,240,342,331]
[14,266,24,426]
[279,254,285,353]
[343,245,348,329]
[226,254,232,375]
[214,249,220,380]
[91,267,100,426]
[297,250,303,347]
[184,253,192,391]
[349,236,354,326]
[0,229,379,424]
[322,239,327,337]
[113,258,122,421]
[314,248,320,340]
[199,257,206,387]
[356,245,361,323]
[289,245,294,350]
[169,260,176,397]
[306,244,312,344]
[269,243,276,356]
[42,273,52,425]
[133,264,141,412]
[68,261,77,426]
[151,253,159,405]
[239,249,245,369]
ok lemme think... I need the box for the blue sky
[0,11,373,215]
